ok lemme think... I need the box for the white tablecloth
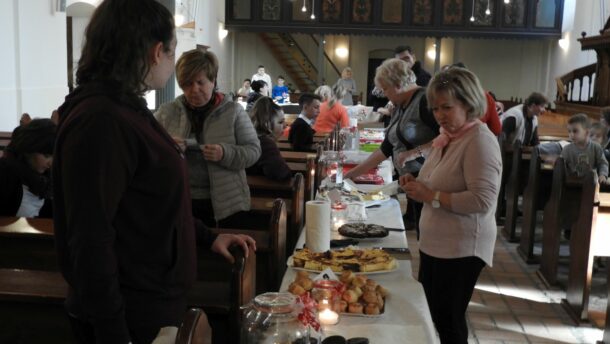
[279,199,438,343]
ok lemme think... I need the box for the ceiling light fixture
[504,0,510,3]
[310,0,315,19]
[470,0,475,22]
[301,0,307,12]
[485,0,491,15]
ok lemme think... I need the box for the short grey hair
[374,58,416,90]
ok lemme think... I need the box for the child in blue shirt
[272,75,289,103]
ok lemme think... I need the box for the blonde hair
[315,85,332,102]
[426,67,487,120]
[328,83,347,109]
[374,58,416,90]
[175,49,218,88]
[341,67,352,79]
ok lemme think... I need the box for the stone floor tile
[474,329,529,341]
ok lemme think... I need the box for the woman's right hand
[398,174,416,191]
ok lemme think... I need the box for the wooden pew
[0,217,257,344]
[0,217,56,271]
[212,198,287,293]
[280,150,314,163]
[517,147,554,263]
[0,268,71,343]
[538,158,596,287]
[502,140,527,242]
[247,175,304,254]
[600,255,610,344]
[495,133,511,222]
[562,191,610,322]
[188,246,255,344]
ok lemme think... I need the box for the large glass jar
[241,292,312,344]
[321,151,344,187]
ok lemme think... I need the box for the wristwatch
[431,191,441,209]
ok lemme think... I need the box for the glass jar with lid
[241,292,315,344]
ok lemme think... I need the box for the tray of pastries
[287,270,389,316]
[289,247,397,273]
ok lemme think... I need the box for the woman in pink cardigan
[399,67,502,344]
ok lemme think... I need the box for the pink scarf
[432,120,482,148]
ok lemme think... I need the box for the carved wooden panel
[472,0,494,26]
[322,0,343,23]
[261,0,281,21]
[352,0,372,23]
[535,0,557,28]
[504,0,526,27]
[232,0,251,20]
[382,0,402,24]
[412,0,433,25]
[292,0,311,21]
[443,0,464,25]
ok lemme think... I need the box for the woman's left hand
[211,234,257,264]
[203,144,224,161]
[401,179,434,204]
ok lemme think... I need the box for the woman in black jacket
[0,118,55,217]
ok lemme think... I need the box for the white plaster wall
[0,0,68,131]
[191,0,234,95]
[0,0,19,131]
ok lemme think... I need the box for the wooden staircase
[259,32,319,93]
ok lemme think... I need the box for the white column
[0,0,68,131]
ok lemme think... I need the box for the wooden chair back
[175,308,213,344]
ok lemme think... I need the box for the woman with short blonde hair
[400,67,501,343]
[155,49,261,227]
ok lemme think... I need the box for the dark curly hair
[7,119,57,160]
[75,0,174,96]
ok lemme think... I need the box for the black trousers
[418,251,485,344]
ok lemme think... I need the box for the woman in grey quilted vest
[344,58,439,236]
[155,49,261,227]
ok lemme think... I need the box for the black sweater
[246,135,292,180]
[288,117,316,152]
[54,82,217,343]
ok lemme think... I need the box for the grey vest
[386,89,437,175]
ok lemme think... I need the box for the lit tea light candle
[333,219,345,231]
[318,300,339,325]
[318,308,339,325]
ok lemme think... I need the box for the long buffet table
[279,198,438,343]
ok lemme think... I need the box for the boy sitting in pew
[560,114,609,239]
[561,114,608,184]
[288,93,321,152]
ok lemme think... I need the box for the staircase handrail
[309,35,341,78]
[278,33,318,77]
[556,63,596,103]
